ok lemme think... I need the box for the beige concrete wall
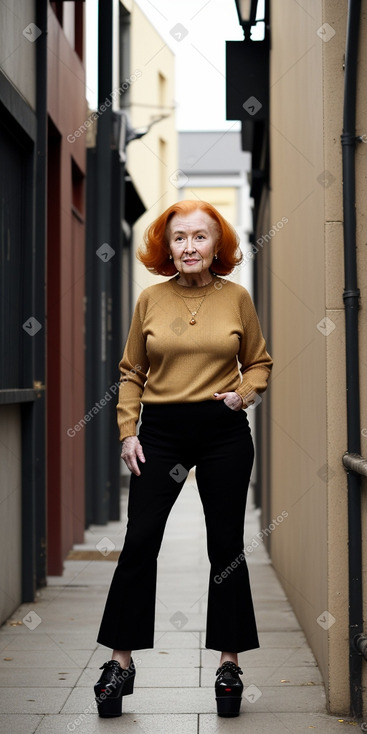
[322,0,367,711]
[323,1,349,713]
[0,0,36,110]
[127,1,178,300]
[0,406,22,625]
[269,0,367,714]
[269,0,328,707]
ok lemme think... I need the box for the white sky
[86,0,246,130]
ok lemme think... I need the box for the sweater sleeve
[235,289,273,405]
[116,293,150,441]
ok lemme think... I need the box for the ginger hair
[136,200,243,276]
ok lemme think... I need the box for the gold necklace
[175,293,207,325]
[173,274,217,324]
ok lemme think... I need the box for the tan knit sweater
[117,275,273,440]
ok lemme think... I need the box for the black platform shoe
[215,660,244,717]
[94,658,135,717]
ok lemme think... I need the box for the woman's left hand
[213,391,243,411]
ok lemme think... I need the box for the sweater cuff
[234,388,259,408]
[234,391,246,407]
[119,421,137,442]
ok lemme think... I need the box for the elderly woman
[94,200,273,718]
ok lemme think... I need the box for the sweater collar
[169,273,223,297]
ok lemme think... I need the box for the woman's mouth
[183,259,200,265]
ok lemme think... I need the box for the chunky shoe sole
[96,694,123,718]
[215,661,243,717]
[94,661,135,717]
[216,693,242,717]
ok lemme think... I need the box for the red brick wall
[46,6,87,575]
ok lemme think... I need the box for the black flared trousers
[97,400,259,653]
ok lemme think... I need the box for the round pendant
[189,318,196,325]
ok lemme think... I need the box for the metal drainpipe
[341,0,363,719]
[34,0,47,588]
[93,0,113,523]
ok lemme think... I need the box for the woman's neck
[175,271,214,287]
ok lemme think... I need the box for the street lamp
[234,0,259,39]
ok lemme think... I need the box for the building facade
[0,0,87,622]
[268,0,367,716]
[0,0,177,622]
[229,0,367,717]
[0,0,42,626]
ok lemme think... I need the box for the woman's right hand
[121,436,146,476]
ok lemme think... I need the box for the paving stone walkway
[0,470,358,733]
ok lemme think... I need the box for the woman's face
[167,210,219,277]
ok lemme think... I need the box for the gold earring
[169,254,173,259]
